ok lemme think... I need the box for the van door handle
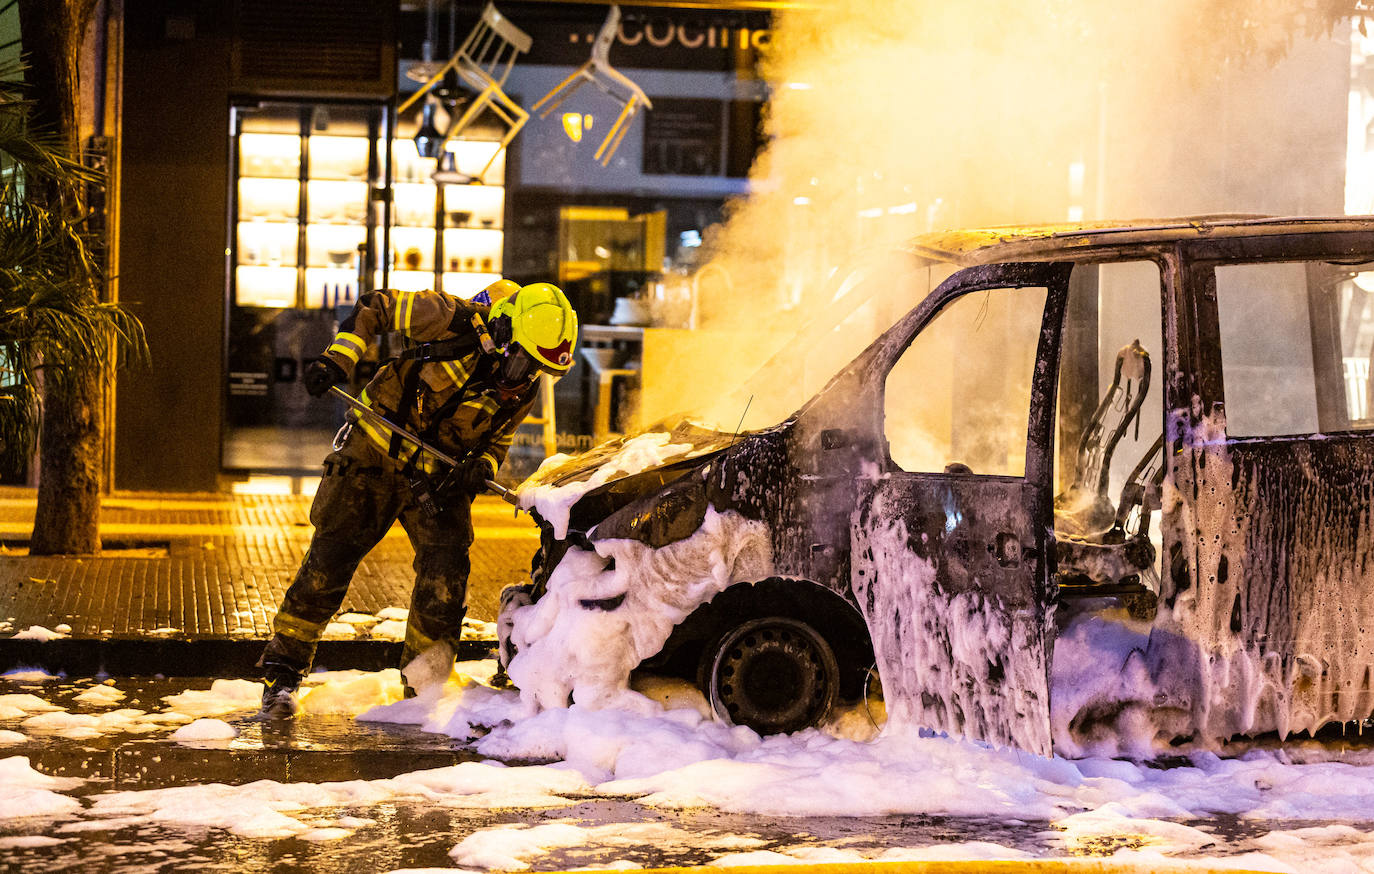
[994,532,1021,568]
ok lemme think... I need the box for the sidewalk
[0,487,539,675]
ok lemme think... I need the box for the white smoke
[667,0,1349,431]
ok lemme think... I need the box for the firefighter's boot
[259,665,303,719]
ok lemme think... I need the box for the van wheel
[700,616,839,735]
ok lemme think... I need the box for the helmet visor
[497,345,549,387]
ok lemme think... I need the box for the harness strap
[419,355,496,444]
[384,333,481,455]
[384,358,425,460]
[399,333,480,363]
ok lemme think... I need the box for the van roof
[901,215,1374,266]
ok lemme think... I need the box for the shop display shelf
[391,180,506,192]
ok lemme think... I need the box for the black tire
[700,616,839,735]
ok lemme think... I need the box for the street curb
[629,861,1274,873]
[0,638,496,676]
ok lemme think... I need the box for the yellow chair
[530,4,652,167]
[398,2,533,183]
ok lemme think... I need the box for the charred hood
[521,418,747,538]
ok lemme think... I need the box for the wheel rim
[707,617,839,735]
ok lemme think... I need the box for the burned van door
[1162,247,1374,739]
[850,262,1070,755]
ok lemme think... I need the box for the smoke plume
[656,0,1350,431]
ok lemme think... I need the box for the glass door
[224,101,390,479]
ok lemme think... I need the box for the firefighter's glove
[458,460,495,496]
[303,356,346,398]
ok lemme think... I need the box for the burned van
[502,216,1374,756]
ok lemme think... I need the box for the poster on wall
[642,97,723,176]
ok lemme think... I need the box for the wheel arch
[642,577,875,700]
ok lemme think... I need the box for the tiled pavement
[0,488,540,674]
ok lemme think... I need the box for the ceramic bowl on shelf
[447,210,472,227]
[327,250,354,267]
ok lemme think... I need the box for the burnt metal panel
[903,218,1374,269]
[852,475,1050,752]
[1159,432,1374,737]
[1154,232,1374,739]
[591,474,709,547]
[1228,437,1374,658]
[840,261,1071,755]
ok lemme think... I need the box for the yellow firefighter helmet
[489,282,578,374]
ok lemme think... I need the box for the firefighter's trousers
[258,432,474,678]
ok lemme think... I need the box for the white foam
[507,507,772,716]
[9,626,66,642]
[518,432,696,539]
[73,684,126,706]
[21,708,149,740]
[0,835,66,848]
[336,612,379,627]
[159,679,262,720]
[0,669,59,681]
[300,669,404,715]
[172,718,239,741]
[0,693,62,718]
[322,622,359,639]
[2,667,1372,868]
[0,757,83,820]
[371,619,407,640]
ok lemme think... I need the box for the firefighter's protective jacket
[321,289,537,477]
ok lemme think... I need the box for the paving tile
[0,488,537,647]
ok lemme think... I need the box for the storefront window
[392,2,771,471]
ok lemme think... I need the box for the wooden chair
[531,5,652,166]
[398,2,533,183]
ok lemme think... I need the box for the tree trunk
[30,371,105,555]
[21,0,106,555]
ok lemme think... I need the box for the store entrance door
[224,101,389,481]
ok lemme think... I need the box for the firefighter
[257,280,578,717]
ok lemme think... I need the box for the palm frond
[0,378,39,478]
[0,82,147,472]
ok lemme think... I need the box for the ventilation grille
[233,0,394,95]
